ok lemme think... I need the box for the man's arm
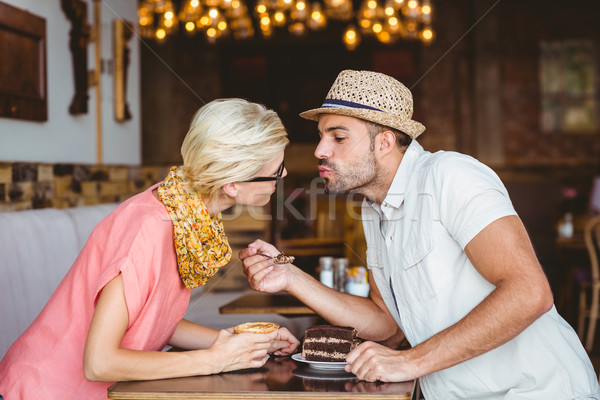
[241,241,403,346]
[345,215,554,382]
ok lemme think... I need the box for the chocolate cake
[301,325,360,362]
[273,253,295,264]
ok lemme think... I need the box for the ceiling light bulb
[421,27,434,41]
[378,31,391,43]
[343,25,360,50]
[261,15,271,26]
[274,11,286,24]
[139,16,152,26]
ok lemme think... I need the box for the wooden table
[219,293,315,316]
[108,356,414,399]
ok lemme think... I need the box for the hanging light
[137,0,434,48]
[308,2,327,30]
[343,24,360,50]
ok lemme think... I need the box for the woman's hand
[268,327,300,356]
[205,328,277,373]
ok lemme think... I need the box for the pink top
[0,184,192,399]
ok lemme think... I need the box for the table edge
[108,390,410,400]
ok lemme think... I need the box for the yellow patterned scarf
[157,167,231,289]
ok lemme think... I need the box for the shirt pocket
[366,247,383,269]
[399,233,437,302]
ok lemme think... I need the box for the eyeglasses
[244,161,285,182]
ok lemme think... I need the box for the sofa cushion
[0,204,118,358]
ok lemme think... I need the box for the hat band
[322,98,382,112]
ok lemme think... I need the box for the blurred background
[1,0,599,345]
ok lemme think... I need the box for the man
[240,70,599,399]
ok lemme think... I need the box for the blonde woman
[0,99,298,399]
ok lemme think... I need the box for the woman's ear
[222,183,238,198]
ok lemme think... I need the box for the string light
[138,0,434,50]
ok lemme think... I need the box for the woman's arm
[170,319,299,356]
[168,319,219,350]
[83,274,276,382]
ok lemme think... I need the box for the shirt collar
[367,140,424,210]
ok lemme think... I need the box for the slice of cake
[301,325,360,362]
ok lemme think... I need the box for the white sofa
[0,204,315,359]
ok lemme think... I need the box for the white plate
[291,353,347,370]
[293,367,355,380]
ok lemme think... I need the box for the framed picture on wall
[539,40,598,134]
[0,1,47,121]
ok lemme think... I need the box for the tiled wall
[0,162,171,212]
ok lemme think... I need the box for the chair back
[585,215,600,282]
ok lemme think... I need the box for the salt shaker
[319,256,334,288]
[333,257,349,292]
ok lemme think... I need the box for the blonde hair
[181,98,289,198]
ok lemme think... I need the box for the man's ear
[222,183,238,197]
[378,130,397,154]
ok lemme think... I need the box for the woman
[0,99,299,399]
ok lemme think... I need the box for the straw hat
[300,70,426,139]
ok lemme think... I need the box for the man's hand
[345,341,417,383]
[239,239,294,293]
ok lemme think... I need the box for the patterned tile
[0,162,164,211]
[0,165,11,184]
[12,164,37,182]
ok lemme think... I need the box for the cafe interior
[1,0,600,397]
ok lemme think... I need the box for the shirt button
[414,253,420,260]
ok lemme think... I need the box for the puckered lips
[318,166,331,178]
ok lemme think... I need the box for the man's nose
[314,139,331,160]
